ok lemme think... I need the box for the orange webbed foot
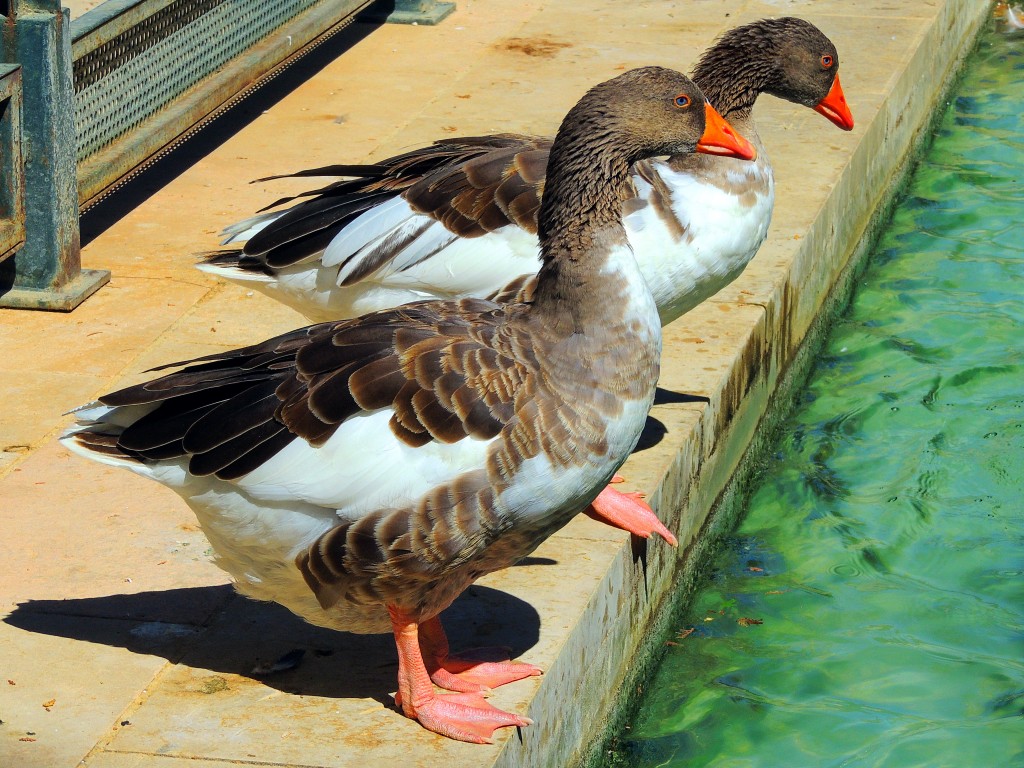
[584,485,678,546]
[418,621,543,693]
[390,607,534,743]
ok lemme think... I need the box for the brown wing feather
[206,135,550,275]
[403,138,550,239]
[93,299,534,478]
[296,472,500,609]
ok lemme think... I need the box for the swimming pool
[610,22,1024,768]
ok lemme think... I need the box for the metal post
[0,0,108,311]
[367,0,455,25]
[0,62,24,261]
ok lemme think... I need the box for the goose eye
[674,94,692,108]
[821,54,834,68]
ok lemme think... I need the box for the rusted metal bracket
[0,0,109,311]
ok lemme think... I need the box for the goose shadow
[4,582,541,709]
[631,389,711,454]
[634,415,668,452]
[626,387,702,581]
[653,386,711,407]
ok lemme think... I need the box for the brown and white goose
[63,67,755,744]
[199,17,853,327]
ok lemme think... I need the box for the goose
[63,67,756,744]
[199,17,853,329]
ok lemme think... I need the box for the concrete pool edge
[588,22,996,768]
[491,3,995,767]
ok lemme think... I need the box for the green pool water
[611,25,1024,768]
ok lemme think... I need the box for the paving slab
[0,1,993,766]
[1,614,166,768]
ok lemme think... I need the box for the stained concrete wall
[0,1,992,767]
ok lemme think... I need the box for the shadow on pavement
[5,582,542,709]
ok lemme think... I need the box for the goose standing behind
[201,15,851,543]
[63,68,756,744]
[200,17,853,327]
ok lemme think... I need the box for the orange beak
[813,75,855,131]
[696,102,757,161]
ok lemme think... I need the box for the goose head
[772,19,854,131]
[538,66,756,248]
[547,66,756,175]
[694,17,855,131]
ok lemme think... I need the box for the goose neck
[530,131,641,324]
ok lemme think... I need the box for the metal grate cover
[74,0,324,160]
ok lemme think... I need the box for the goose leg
[389,606,532,743]
[584,484,678,546]
[419,616,542,693]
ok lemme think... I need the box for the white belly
[626,158,775,326]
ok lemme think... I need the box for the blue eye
[821,54,834,68]
[674,94,691,108]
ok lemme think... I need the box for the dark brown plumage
[234,135,550,269]
[101,299,524,474]
[693,16,842,120]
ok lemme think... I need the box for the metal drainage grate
[71,0,371,207]
[73,0,324,161]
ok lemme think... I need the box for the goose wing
[71,299,536,510]
[211,135,550,287]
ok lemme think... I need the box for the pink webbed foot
[389,607,534,743]
[399,691,532,744]
[431,652,543,693]
[584,485,678,546]
[419,617,542,693]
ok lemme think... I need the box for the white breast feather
[63,401,496,522]
[375,226,540,296]
[626,158,775,326]
[234,409,497,519]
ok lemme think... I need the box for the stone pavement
[1,1,991,766]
